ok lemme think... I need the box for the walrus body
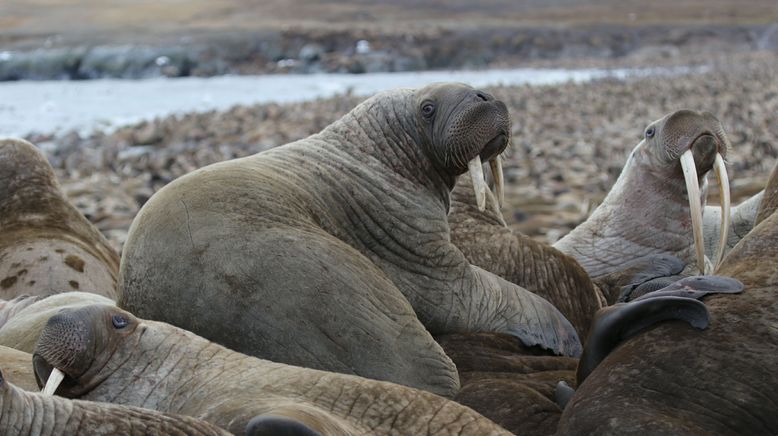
[0,345,38,392]
[0,139,118,300]
[33,304,511,436]
[120,84,580,396]
[0,370,231,435]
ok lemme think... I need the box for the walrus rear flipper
[576,296,709,386]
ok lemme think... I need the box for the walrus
[553,110,732,277]
[556,159,778,434]
[0,139,119,300]
[32,304,512,436]
[0,369,232,435]
[119,83,581,395]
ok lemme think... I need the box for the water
[0,67,685,137]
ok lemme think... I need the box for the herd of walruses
[1,83,776,435]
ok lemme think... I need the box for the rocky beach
[20,50,777,253]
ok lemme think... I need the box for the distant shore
[2,23,776,81]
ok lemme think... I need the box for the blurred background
[1,0,777,250]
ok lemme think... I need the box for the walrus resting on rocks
[554,110,732,277]
[33,305,512,436]
[0,369,231,435]
[120,83,581,395]
[0,139,119,300]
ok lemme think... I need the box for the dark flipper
[246,415,321,436]
[631,275,744,302]
[576,296,709,386]
[616,254,686,302]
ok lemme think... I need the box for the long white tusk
[42,367,65,396]
[468,156,487,212]
[713,153,730,269]
[489,156,505,208]
[680,150,706,274]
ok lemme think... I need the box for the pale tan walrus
[0,139,118,300]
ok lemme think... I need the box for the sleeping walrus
[119,83,580,396]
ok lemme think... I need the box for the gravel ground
[25,51,778,253]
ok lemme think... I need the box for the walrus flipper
[576,296,709,385]
[631,275,744,302]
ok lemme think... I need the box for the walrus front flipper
[615,254,686,302]
[246,415,321,436]
[631,275,744,302]
[576,296,709,386]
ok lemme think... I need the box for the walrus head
[33,304,139,397]
[635,109,731,273]
[415,83,511,211]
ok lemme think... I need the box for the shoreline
[29,51,776,252]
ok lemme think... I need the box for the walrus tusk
[713,153,730,268]
[42,367,65,396]
[680,150,706,274]
[468,156,487,212]
[489,156,504,208]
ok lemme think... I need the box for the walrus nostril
[475,92,489,102]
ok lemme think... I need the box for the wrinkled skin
[449,175,605,339]
[437,332,576,436]
[0,292,114,353]
[557,160,778,435]
[32,305,511,436]
[0,371,230,435]
[120,83,581,396]
[0,346,37,392]
[554,110,730,277]
[0,139,119,300]
[703,190,763,261]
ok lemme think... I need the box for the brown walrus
[119,83,581,396]
[0,139,118,300]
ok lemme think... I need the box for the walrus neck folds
[321,92,454,210]
[555,151,707,278]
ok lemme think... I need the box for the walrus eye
[421,102,436,119]
[645,126,656,139]
[111,314,129,329]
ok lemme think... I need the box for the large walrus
[0,139,119,300]
[554,110,732,278]
[0,370,231,435]
[556,159,778,434]
[32,304,511,436]
[119,83,581,395]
